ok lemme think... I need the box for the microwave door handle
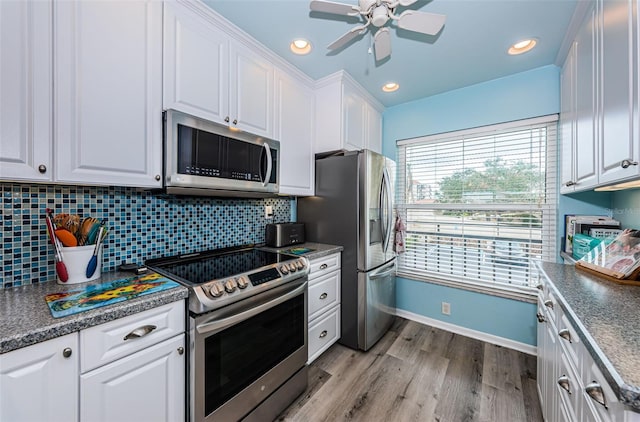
[262,143,273,187]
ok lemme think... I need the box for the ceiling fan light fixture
[508,38,537,55]
[371,5,390,27]
[382,82,399,92]
[290,38,312,55]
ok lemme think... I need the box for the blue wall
[383,65,562,346]
[611,190,640,228]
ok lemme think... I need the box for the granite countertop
[261,242,343,260]
[536,261,640,410]
[0,271,188,354]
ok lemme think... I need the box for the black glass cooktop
[147,247,291,286]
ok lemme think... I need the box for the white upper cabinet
[54,0,163,188]
[163,1,228,125]
[560,43,577,194]
[315,71,384,154]
[0,0,52,182]
[163,1,274,139]
[597,0,638,184]
[275,70,315,196]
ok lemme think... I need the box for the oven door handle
[196,281,306,335]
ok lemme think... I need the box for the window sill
[396,270,538,303]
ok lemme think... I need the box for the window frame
[395,115,559,302]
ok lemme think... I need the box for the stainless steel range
[147,245,309,422]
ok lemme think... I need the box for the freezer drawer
[358,259,396,351]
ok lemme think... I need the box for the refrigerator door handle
[381,167,393,252]
[369,260,396,279]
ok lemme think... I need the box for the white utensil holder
[58,245,102,285]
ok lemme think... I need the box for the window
[396,116,558,298]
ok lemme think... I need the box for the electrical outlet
[441,302,451,315]
[265,205,274,219]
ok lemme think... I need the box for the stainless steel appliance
[298,149,396,351]
[147,246,309,422]
[163,110,279,198]
[265,222,306,247]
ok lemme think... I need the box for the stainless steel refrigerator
[298,149,396,351]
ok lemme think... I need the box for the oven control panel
[198,257,308,306]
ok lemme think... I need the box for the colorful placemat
[286,247,315,255]
[45,273,181,318]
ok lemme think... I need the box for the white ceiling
[203,0,578,107]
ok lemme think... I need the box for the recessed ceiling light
[382,82,399,92]
[508,38,537,55]
[290,38,311,55]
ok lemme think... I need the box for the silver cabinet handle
[558,328,572,343]
[558,375,571,394]
[535,284,543,291]
[38,164,47,174]
[564,181,576,187]
[224,116,230,123]
[123,324,157,341]
[319,293,328,300]
[621,159,638,168]
[177,347,184,355]
[233,119,238,125]
[319,330,328,338]
[536,312,545,323]
[155,174,161,181]
[544,300,554,309]
[62,347,72,358]
[586,383,607,408]
[319,263,328,270]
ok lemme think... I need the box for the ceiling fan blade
[310,0,359,16]
[397,10,446,35]
[327,25,367,50]
[374,28,391,61]
[397,0,418,6]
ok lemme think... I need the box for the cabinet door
[163,1,229,125]
[80,334,185,422]
[574,6,598,190]
[0,333,78,422]
[229,41,274,138]
[275,71,314,196]
[366,103,382,154]
[560,43,576,193]
[598,0,637,184]
[0,0,52,182]
[54,0,163,188]
[342,82,367,151]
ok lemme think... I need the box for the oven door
[191,278,307,422]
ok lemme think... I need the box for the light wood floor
[277,318,543,422]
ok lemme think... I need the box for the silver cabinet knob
[319,330,328,338]
[558,375,571,394]
[585,383,607,408]
[224,116,230,123]
[621,159,638,168]
[177,347,184,355]
[232,119,238,125]
[319,293,328,300]
[38,164,47,174]
[564,181,576,187]
[536,312,545,323]
[155,174,161,181]
[558,328,572,343]
[319,263,328,270]
[62,347,72,358]
[535,284,543,291]
[544,300,554,309]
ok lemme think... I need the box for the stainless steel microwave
[163,110,279,197]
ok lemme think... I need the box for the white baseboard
[395,309,538,356]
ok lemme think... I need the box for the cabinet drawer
[557,313,583,377]
[81,301,185,373]
[308,305,340,364]
[308,270,340,320]
[308,253,341,279]
[556,352,580,422]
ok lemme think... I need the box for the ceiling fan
[310,0,446,61]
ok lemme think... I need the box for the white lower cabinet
[80,334,185,422]
[307,252,341,363]
[0,301,185,422]
[0,333,79,422]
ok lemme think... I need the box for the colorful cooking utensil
[45,208,69,282]
[55,228,78,247]
[85,226,107,278]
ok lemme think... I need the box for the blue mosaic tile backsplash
[1,183,292,288]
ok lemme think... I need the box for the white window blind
[396,115,558,295]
